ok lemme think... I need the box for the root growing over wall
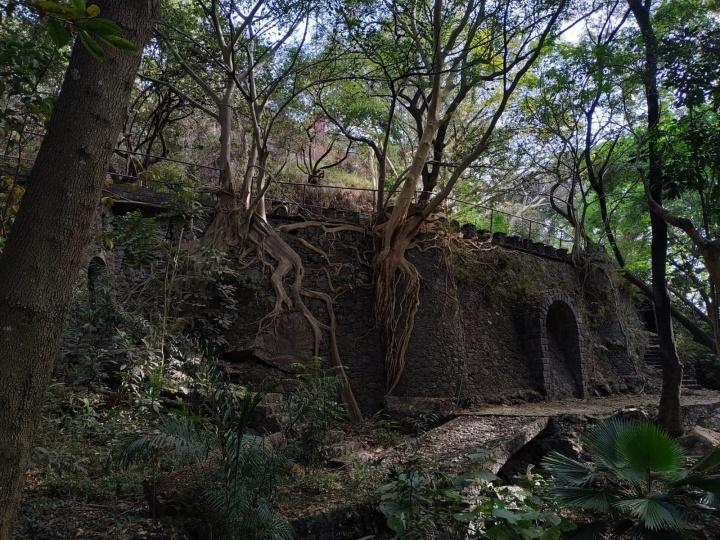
[203,206,364,422]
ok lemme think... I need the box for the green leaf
[453,511,477,523]
[32,0,76,17]
[386,513,406,534]
[71,0,86,15]
[614,497,687,531]
[486,524,518,540]
[46,18,70,48]
[542,451,595,486]
[75,17,121,35]
[553,487,615,512]
[473,469,499,482]
[617,423,683,473]
[492,507,520,524]
[584,418,632,467]
[78,30,104,60]
[98,34,137,52]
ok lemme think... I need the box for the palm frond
[584,418,632,468]
[554,487,616,512]
[614,497,687,531]
[114,415,207,469]
[679,473,720,492]
[616,423,683,474]
[700,491,720,509]
[690,446,720,474]
[542,451,597,486]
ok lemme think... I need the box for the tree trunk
[628,0,683,435]
[0,2,159,536]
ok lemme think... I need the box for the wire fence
[0,137,574,249]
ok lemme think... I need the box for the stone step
[642,363,703,390]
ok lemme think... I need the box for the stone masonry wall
[222,213,645,414]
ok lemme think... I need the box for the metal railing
[0,143,574,249]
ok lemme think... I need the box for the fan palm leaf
[542,451,597,486]
[616,423,683,474]
[613,496,686,531]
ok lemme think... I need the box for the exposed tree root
[375,243,421,395]
[374,215,492,395]
[203,206,364,422]
[277,220,367,235]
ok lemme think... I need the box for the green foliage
[378,453,573,539]
[112,211,168,267]
[543,419,720,536]
[282,358,347,466]
[115,385,293,538]
[31,0,137,58]
[141,161,208,221]
[114,415,208,470]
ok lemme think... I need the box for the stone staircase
[644,333,703,390]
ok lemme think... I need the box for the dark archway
[544,301,584,399]
[521,290,587,400]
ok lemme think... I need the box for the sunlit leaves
[30,0,138,59]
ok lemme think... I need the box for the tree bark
[0,2,159,536]
[628,0,683,435]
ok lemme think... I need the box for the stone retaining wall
[216,210,644,413]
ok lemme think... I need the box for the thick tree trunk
[628,0,683,435]
[0,2,158,536]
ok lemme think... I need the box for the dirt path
[459,389,720,417]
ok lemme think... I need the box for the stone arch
[523,290,587,400]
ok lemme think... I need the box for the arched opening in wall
[545,301,583,399]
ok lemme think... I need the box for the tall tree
[627,0,683,434]
[0,1,160,535]
[365,0,567,393]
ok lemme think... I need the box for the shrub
[115,386,293,538]
[282,358,347,466]
[543,418,720,537]
[378,452,573,539]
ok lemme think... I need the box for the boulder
[389,415,550,474]
[249,392,286,433]
[678,426,720,458]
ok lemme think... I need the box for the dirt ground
[460,388,720,417]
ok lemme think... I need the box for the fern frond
[114,415,207,469]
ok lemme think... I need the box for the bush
[543,418,720,537]
[378,452,573,539]
[281,358,348,466]
[115,384,293,539]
